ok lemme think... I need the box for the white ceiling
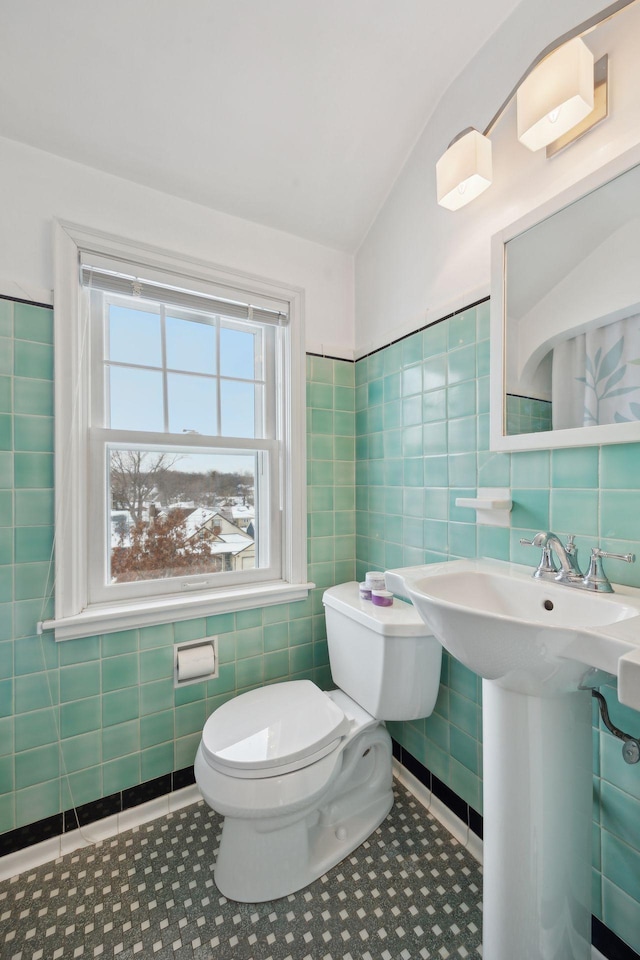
[0,0,522,252]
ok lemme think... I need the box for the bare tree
[210,469,255,504]
[155,468,216,506]
[110,450,181,522]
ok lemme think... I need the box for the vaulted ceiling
[0,0,523,251]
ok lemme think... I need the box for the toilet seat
[201,679,351,779]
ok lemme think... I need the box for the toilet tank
[322,582,442,721]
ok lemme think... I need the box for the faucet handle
[592,547,636,564]
[583,547,636,593]
[520,534,548,547]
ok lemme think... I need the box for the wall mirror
[490,144,640,451]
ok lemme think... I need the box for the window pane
[167,373,217,435]
[110,367,164,431]
[220,380,256,438]
[109,449,257,583]
[108,304,162,367]
[166,315,216,375]
[220,326,257,379]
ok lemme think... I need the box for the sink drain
[543,599,554,611]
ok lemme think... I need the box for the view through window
[109,449,257,583]
[100,292,270,592]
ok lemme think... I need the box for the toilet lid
[201,680,350,777]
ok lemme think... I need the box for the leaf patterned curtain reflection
[552,315,640,429]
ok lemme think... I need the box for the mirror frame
[490,142,640,452]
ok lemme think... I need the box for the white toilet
[194,581,442,902]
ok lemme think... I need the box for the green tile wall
[0,297,354,834]
[355,299,640,954]
[506,393,553,435]
[2,289,639,953]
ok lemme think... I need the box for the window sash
[88,434,281,605]
[92,291,274,440]
[88,283,281,604]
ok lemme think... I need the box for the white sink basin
[387,557,640,959]
[386,558,640,699]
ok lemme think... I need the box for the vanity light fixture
[436,0,634,210]
[436,128,492,211]
[517,37,594,151]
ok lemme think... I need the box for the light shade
[517,37,594,151]
[436,129,492,211]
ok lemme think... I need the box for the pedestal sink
[386,558,640,960]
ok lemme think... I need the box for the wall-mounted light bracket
[517,36,595,151]
[546,55,609,158]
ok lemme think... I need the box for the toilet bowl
[194,581,442,902]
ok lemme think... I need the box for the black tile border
[172,765,196,790]
[306,295,490,364]
[468,806,483,840]
[392,739,482,838]
[306,351,355,362]
[123,773,172,810]
[1,766,195,857]
[593,918,640,960]
[358,295,490,362]
[63,792,121,832]
[0,813,64,858]
[0,293,52,310]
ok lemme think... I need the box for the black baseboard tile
[593,917,640,960]
[0,814,64,858]
[468,807,483,839]
[431,774,469,826]
[63,792,122,832]
[395,744,432,791]
[392,738,472,827]
[123,774,173,810]
[1,766,197,855]
[172,766,196,790]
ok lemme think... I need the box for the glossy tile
[355,315,640,947]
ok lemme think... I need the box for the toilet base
[213,724,393,902]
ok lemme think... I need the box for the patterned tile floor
[0,781,483,960]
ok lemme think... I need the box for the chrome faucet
[520,532,635,593]
[520,532,582,582]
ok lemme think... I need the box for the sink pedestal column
[482,682,592,960]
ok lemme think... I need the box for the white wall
[0,136,355,358]
[512,218,640,390]
[355,0,640,355]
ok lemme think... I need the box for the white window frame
[46,221,311,640]
[89,295,279,604]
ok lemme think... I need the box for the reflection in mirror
[496,154,640,449]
